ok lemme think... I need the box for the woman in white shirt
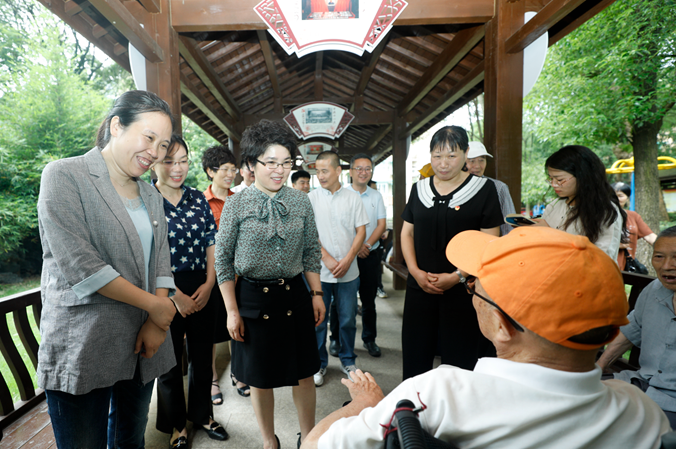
[536,145,626,261]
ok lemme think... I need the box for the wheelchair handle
[392,399,427,449]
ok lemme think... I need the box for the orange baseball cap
[446,227,629,350]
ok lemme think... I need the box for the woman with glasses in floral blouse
[215,120,325,449]
[153,135,228,448]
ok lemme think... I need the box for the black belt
[242,276,296,287]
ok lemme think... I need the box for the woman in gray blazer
[37,90,177,448]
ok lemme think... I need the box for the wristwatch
[310,290,324,297]
[454,269,466,283]
[365,242,372,249]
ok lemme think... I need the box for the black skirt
[231,274,320,389]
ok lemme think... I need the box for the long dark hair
[545,145,626,244]
[96,90,175,148]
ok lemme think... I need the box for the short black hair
[429,126,469,153]
[350,153,372,168]
[368,180,377,188]
[240,120,298,170]
[316,150,340,168]
[292,170,311,184]
[613,182,631,197]
[201,145,236,181]
[655,225,676,245]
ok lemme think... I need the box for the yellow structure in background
[606,156,676,174]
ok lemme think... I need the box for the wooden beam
[404,61,485,137]
[484,2,525,209]
[170,0,493,32]
[397,25,485,117]
[282,96,353,106]
[64,1,82,16]
[351,39,387,112]
[256,30,283,112]
[178,35,241,120]
[506,0,587,54]
[548,0,617,47]
[87,0,164,63]
[145,0,181,132]
[137,0,161,13]
[365,125,393,152]
[35,0,130,72]
[351,110,395,126]
[181,72,241,141]
[391,116,409,290]
[314,52,324,101]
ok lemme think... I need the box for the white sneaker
[377,288,388,298]
[340,363,357,382]
[314,367,327,387]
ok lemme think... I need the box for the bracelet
[310,290,324,297]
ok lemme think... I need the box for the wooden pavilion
[35,0,617,289]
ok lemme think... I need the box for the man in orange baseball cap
[301,227,669,449]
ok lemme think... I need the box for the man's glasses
[256,160,294,170]
[352,166,372,173]
[462,276,524,332]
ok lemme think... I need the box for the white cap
[467,141,493,159]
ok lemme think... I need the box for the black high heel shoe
[231,372,251,397]
[275,434,281,449]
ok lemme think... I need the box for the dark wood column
[145,0,182,133]
[484,0,525,210]
[392,116,410,290]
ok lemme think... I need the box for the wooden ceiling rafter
[505,0,588,53]
[314,52,324,101]
[256,30,283,112]
[136,0,161,14]
[180,72,241,141]
[397,24,485,117]
[179,35,242,120]
[87,0,163,62]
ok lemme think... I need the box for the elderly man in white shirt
[308,151,368,387]
[301,227,670,449]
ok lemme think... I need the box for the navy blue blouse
[153,182,218,273]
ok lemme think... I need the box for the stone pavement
[144,270,406,449]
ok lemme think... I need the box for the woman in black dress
[400,126,503,380]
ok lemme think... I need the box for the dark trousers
[156,271,216,433]
[46,362,153,449]
[330,249,381,343]
[401,284,494,380]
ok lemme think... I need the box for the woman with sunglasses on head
[37,90,176,448]
[201,146,251,403]
[215,120,324,449]
[400,126,503,381]
[153,135,228,448]
[535,145,626,261]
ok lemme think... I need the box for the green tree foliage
[0,8,110,268]
[524,0,676,230]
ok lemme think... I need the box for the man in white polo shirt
[308,151,368,387]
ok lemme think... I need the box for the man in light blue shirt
[598,225,676,428]
[309,151,369,387]
[329,154,387,358]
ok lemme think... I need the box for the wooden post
[145,0,182,134]
[483,0,525,210]
[392,116,410,290]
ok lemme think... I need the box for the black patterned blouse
[215,184,321,284]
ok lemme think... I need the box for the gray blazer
[37,148,176,395]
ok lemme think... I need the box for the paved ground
[144,270,409,449]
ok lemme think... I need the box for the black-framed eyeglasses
[462,276,524,333]
[256,159,294,170]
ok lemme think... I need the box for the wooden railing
[0,287,43,441]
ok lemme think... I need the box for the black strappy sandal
[231,372,251,397]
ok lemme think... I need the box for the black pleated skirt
[231,274,320,389]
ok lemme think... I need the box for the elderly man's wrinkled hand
[341,369,385,405]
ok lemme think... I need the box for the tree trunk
[632,119,663,234]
